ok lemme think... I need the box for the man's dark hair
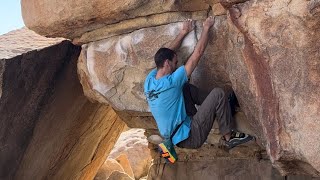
[154,48,176,69]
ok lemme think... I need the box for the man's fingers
[203,16,215,27]
[207,16,214,22]
[181,19,194,33]
[184,19,193,29]
[185,19,192,27]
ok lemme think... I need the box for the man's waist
[170,117,191,144]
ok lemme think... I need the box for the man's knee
[210,88,225,98]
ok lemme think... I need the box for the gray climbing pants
[177,83,235,149]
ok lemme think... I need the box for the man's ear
[164,59,169,67]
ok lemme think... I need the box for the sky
[0,1,25,35]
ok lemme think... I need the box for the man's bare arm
[185,16,215,77]
[167,19,193,51]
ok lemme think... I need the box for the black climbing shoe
[220,131,254,149]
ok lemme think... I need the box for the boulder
[147,141,319,180]
[223,0,320,176]
[0,28,125,180]
[115,154,135,179]
[0,27,64,60]
[148,159,283,180]
[95,159,125,180]
[21,0,209,40]
[109,129,152,179]
[77,22,197,112]
[77,18,233,127]
[107,171,134,180]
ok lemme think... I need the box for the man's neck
[156,68,170,79]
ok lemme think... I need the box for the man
[144,16,253,150]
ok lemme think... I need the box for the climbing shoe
[158,139,178,164]
[220,131,254,149]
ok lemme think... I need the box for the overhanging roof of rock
[0,28,65,60]
[21,0,210,40]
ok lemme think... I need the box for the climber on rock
[144,16,253,152]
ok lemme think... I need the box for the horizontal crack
[220,0,250,9]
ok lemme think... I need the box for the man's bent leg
[178,88,235,149]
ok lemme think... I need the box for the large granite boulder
[77,17,233,127]
[77,22,197,112]
[0,28,125,180]
[222,0,320,176]
[0,27,64,60]
[21,0,209,42]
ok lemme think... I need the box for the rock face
[78,22,197,112]
[22,0,320,177]
[107,129,152,179]
[0,29,125,180]
[223,0,320,176]
[95,129,152,179]
[147,140,320,180]
[149,158,283,180]
[107,171,134,180]
[95,159,126,180]
[115,154,135,179]
[77,18,233,128]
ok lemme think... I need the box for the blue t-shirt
[144,66,191,145]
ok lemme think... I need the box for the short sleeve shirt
[144,66,191,145]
